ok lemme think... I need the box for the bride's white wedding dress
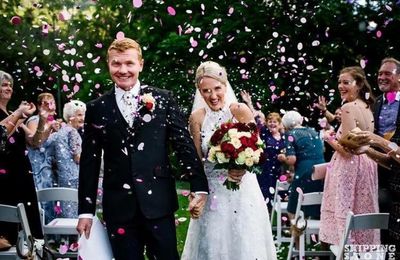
[181,104,277,260]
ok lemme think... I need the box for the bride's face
[198,77,226,111]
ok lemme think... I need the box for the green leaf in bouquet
[223,179,240,191]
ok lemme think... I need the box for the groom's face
[108,48,144,91]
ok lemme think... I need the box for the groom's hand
[77,218,93,239]
[188,193,207,219]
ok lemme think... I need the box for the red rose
[239,136,250,147]
[236,122,249,132]
[220,141,236,157]
[210,129,226,145]
[146,102,154,111]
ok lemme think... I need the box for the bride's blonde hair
[195,61,228,88]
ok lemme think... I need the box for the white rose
[244,147,254,158]
[237,131,251,138]
[141,93,155,103]
[216,151,230,163]
[228,128,238,139]
[245,157,254,167]
[230,137,242,149]
[252,149,262,163]
[207,146,218,162]
[235,151,246,165]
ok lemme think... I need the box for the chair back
[0,203,33,258]
[36,187,78,202]
[271,180,290,221]
[336,211,389,260]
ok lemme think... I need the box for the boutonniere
[140,93,156,112]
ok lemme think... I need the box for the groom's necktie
[121,92,137,127]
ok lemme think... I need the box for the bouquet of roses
[207,121,265,190]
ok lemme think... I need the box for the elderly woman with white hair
[52,100,86,218]
[277,110,325,219]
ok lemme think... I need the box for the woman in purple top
[257,112,285,208]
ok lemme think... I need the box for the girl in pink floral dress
[319,66,380,246]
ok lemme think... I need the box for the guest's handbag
[78,216,113,260]
[311,163,329,180]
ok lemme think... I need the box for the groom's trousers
[106,208,179,260]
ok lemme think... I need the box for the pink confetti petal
[73,84,80,93]
[0,169,7,174]
[58,10,71,21]
[75,61,84,69]
[132,0,143,8]
[279,175,287,181]
[287,135,294,142]
[8,137,15,144]
[59,244,68,255]
[95,43,103,48]
[167,6,176,16]
[116,31,125,40]
[181,190,190,196]
[376,30,382,38]
[117,228,125,235]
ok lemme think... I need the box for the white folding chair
[287,191,333,260]
[36,187,79,258]
[331,211,390,260]
[270,180,291,245]
[0,203,33,260]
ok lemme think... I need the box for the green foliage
[1,0,400,122]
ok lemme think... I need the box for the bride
[181,61,277,260]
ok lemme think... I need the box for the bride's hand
[188,193,207,219]
[228,169,246,182]
[76,218,93,239]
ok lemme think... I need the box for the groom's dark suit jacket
[78,85,208,226]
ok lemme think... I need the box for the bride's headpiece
[192,61,238,113]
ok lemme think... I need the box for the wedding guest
[240,90,266,125]
[76,37,209,260]
[52,100,86,218]
[182,61,277,260]
[372,57,400,244]
[277,110,325,219]
[258,112,286,208]
[0,70,43,246]
[319,66,379,246]
[26,92,60,222]
[341,129,400,257]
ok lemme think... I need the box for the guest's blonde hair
[266,112,282,123]
[195,61,228,88]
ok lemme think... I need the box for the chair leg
[277,208,282,245]
[287,233,295,260]
[299,233,305,260]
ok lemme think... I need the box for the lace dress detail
[181,105,277,260]
[319,126,380,245]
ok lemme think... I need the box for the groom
[76,37,209,260]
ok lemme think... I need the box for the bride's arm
[189,109,206,161]
[229,102,254,123]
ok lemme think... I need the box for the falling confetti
[133,0,143,8]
